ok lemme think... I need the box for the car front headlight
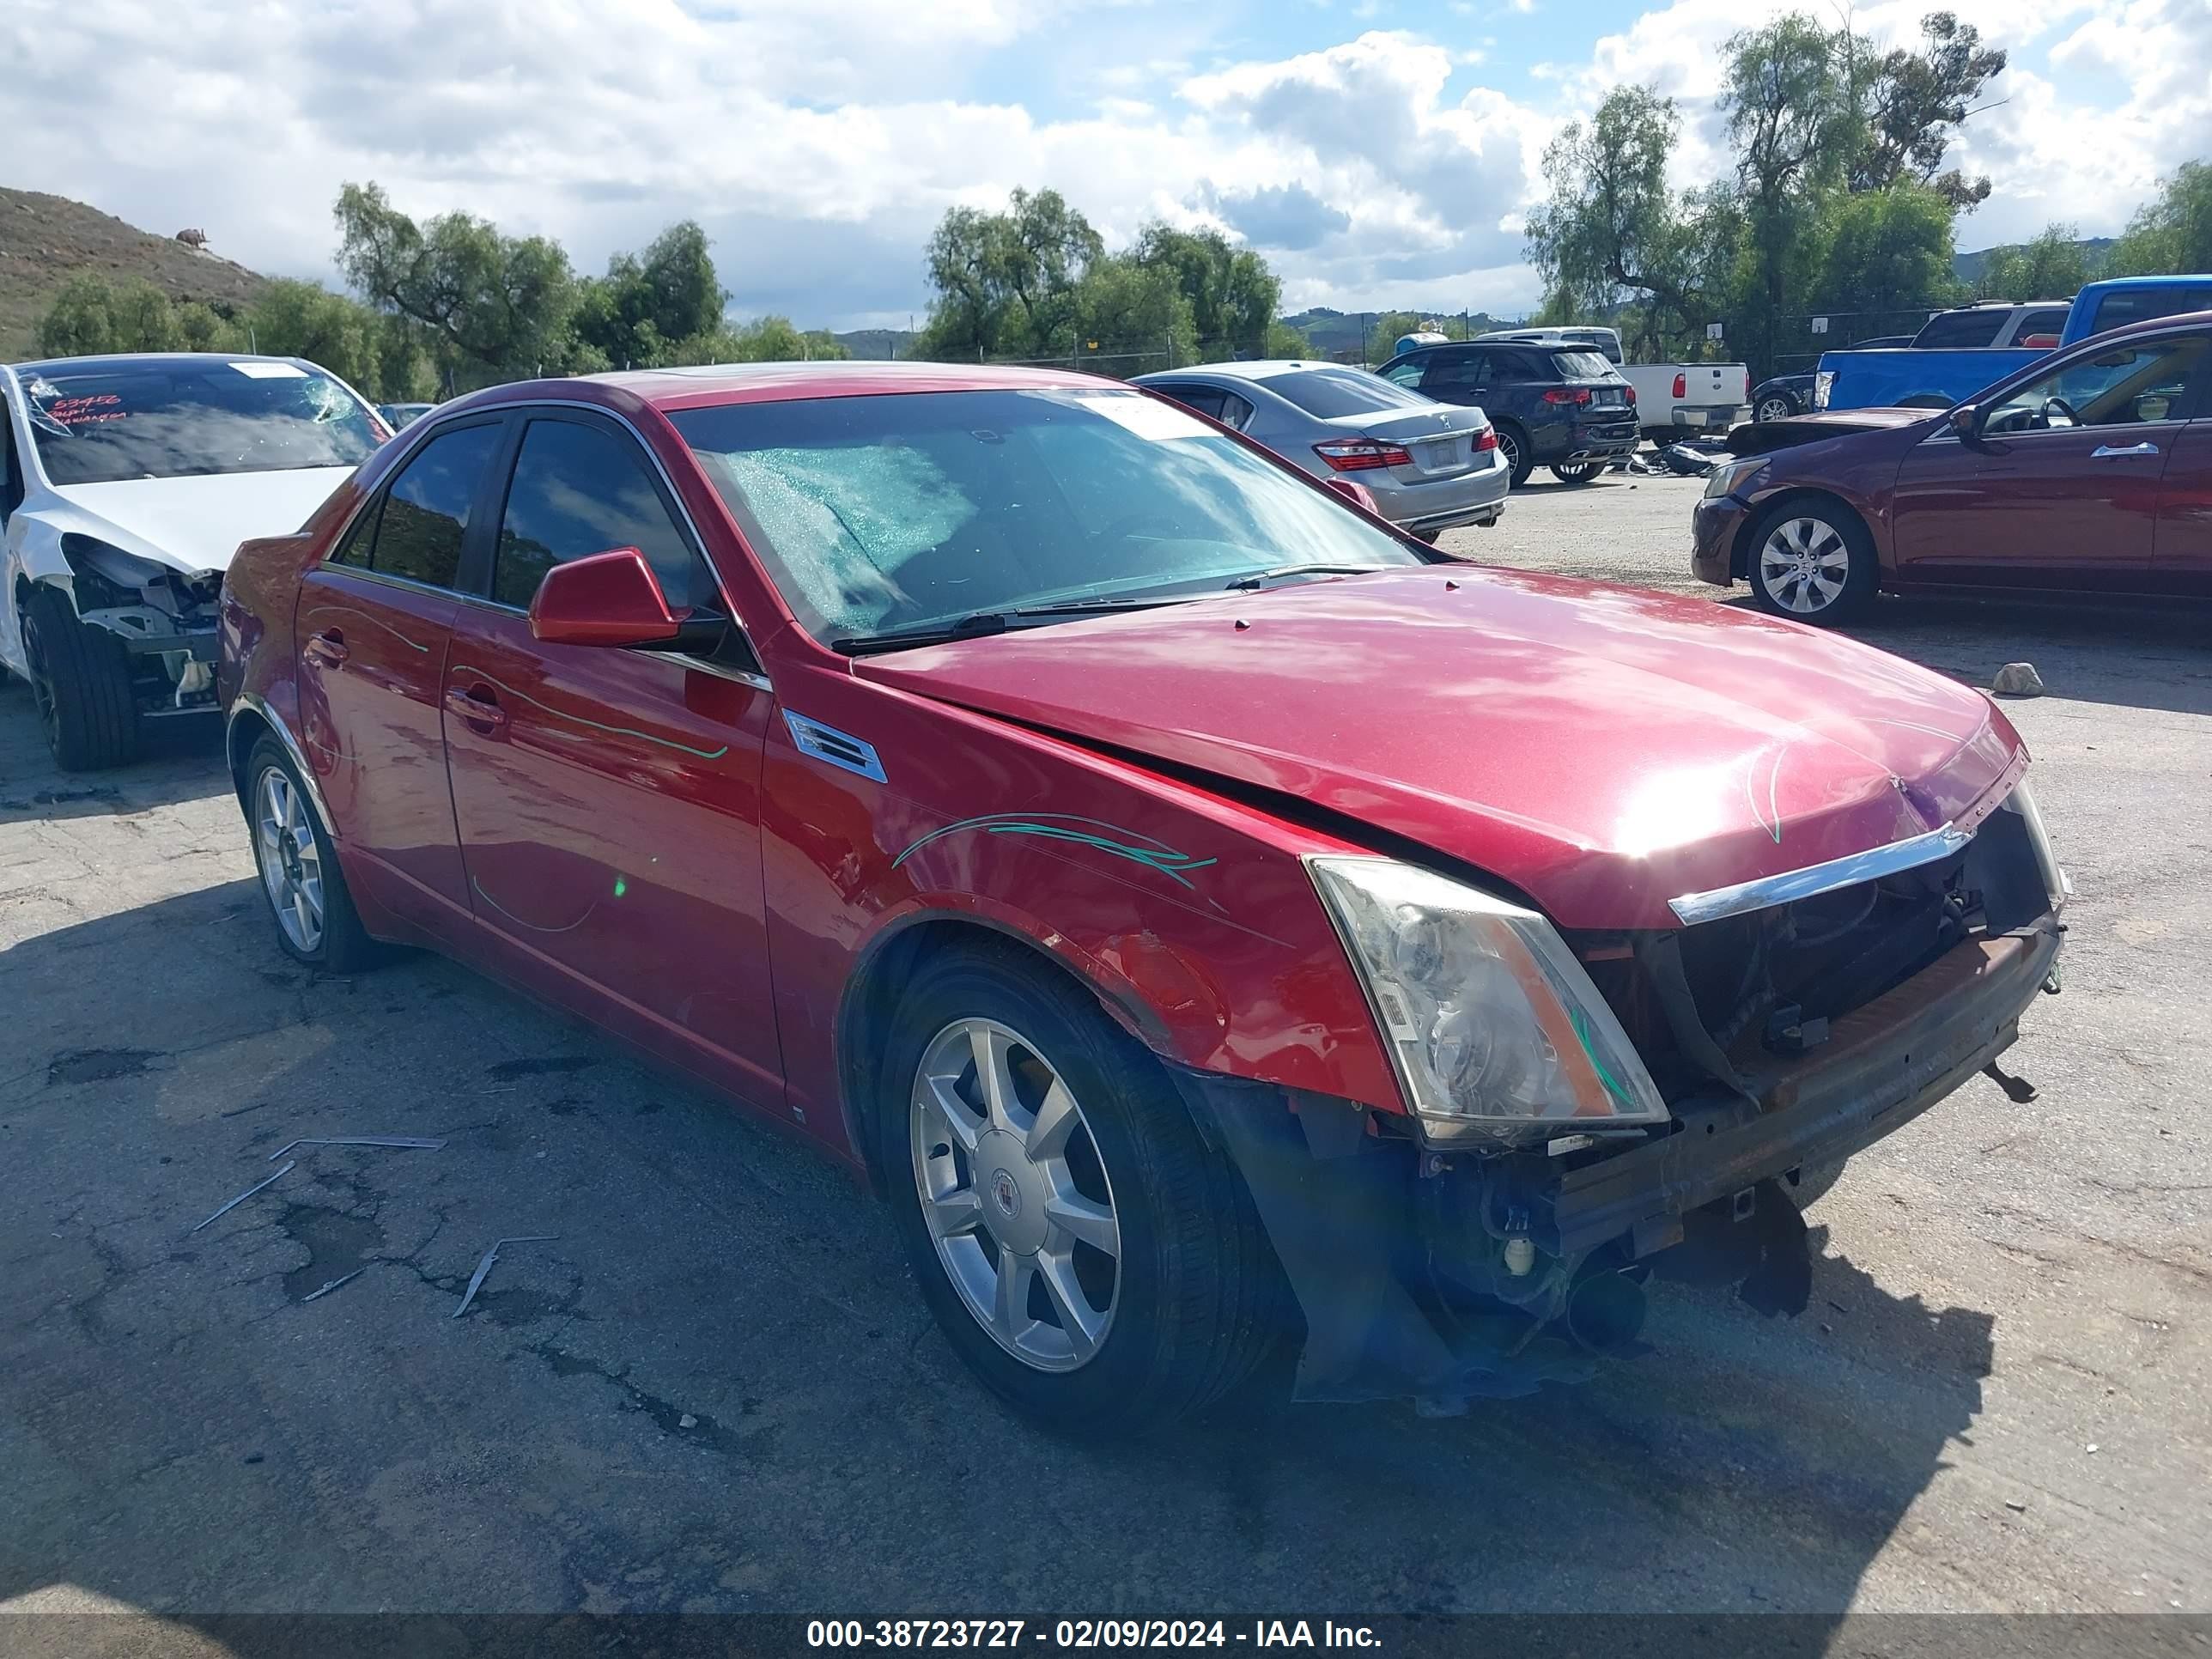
[1308,856,1671,1146]
[1704,456,1768,500]
[1813,370,1834,410]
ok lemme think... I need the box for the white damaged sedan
[0,353,388,769]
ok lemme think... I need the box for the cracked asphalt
[1,471,2207,1642]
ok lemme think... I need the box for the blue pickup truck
[1815,274,2212,411]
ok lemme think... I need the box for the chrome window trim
[1668,822,1973,927]
[226,693,336,838]
[327,396,773,692]
[316,562,461,605]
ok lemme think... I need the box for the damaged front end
[59,533,223,714]
[1180,785,2065,1412]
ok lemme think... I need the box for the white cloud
[0,0,2199,333]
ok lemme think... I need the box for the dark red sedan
[219,362,2065,1428]
[1692,310,2212,622]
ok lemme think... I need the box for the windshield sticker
[1048,392,1210,442]
[231,362,309,379]
[35,393,126,428]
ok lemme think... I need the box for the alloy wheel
[1758,516,1851,615]
[1755,396,1793,423]
[254,766,325,954]
[909,1016,1121,1373]
[1496,428,1523,480]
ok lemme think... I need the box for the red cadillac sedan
[218,362,2065,1429]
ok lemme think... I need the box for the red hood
[854,568,2025,930]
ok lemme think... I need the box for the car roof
[6,350,318,376]
[2075,273,2212,295]
[572,358,1122,413]
[1133,360,1358,385]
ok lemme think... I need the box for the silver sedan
[1132,361,1508,540]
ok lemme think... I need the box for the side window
[1420,351,1487,394]
[2091,286,2212,336]
[328,496,381,569]
[355,422,501,589]
[494,418,709,611]
[0,396,18,522]
[1380,362,1425,390]
[1218,392,1255,431]
[2014,308,2070,344]
[1985,335,2209,434]
[1152,384,1226,422]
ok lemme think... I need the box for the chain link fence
[1762,307,1945,377]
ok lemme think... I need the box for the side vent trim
[782,710,888,784]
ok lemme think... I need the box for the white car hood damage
[45,468,356,574]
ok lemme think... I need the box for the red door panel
[441,605,784,1109]
[2153,417,2212,596]
[1890,427,2161,591]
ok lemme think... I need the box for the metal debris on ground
[267,1135,447,1161]
[301,1268,366,1303]
[190,1160,297,1234]
[452,1235,560,1320]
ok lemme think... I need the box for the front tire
[1745,500,1876,624]
[245,737,384,971]
[879,943,1282,1434]
[1754,394,1798,423]
[21,584,138,771]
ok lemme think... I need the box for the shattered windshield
[19,359,386,486]
[670,387,1422,645]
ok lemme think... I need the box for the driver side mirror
[1947,403,1983,444]
[528,548,726,652]
[1322,477,1381,514]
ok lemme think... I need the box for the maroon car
[219,362,2065,1428]
[1693,311,2212,621]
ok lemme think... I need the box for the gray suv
[1133,362,1508,540]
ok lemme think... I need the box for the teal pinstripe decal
[893,813,1218,890]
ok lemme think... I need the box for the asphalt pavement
[1,471,2206,1644]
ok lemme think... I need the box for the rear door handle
[305,628,348,666]
[2091,441,2160,458]
[444,684,509,734]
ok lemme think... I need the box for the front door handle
[444,684,509,734]
[2091,441,2160,458]
[305,628,348,666]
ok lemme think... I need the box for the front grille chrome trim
[1668,823,1973,927]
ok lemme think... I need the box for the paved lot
[3,472,2208,1638]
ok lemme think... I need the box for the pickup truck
[1476,329,1749,441]
[1814,276,2212,411]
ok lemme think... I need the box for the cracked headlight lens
[1309,856,1671,1146]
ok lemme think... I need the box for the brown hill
[0,186,273,360]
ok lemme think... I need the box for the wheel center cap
[974,1128,1048,1255]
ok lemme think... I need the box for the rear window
[2090,285,2212,336]
[1550,351,1614,380]
[1913,310,2007,349]
[1266,368,1431,419]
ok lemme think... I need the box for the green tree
[1524,87,1727,358]
[173,301,247,353]
[1067,258,1197,367]
[2106,161,2212,276]
[246,279,380,390]
[1977,224,2097,299]
[334,181,583,385]
[574,220,728,370]
[1854,13,2006,209]
[37,276,179,356]
[1813,181,1960,311]
[1129,224,1280,356]
[917,188,1103,360]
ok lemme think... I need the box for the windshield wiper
[829,597,1188,656]
[1223,562,1388,590]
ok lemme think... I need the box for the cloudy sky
[3,0,2207,331]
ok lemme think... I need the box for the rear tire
[21,584,138,771]
[1494,422,1534,488]
[878,942,1284,1435]
[245,737,386,972]
[1754,393,1797,423]
[1744,500,1876,625]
